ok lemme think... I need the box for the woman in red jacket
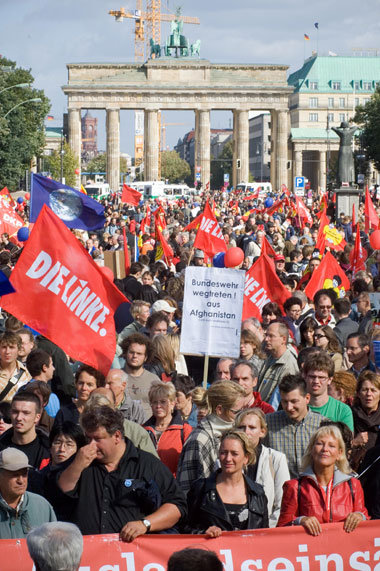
[144,380,192,476]
[277,425,369,535]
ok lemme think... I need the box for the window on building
[355,98,360,107]
[364,98,370,105]
[310,81,318,90]
[309,113,319,122]
[354,81,360,91]
[363,81,372,91]
[332,81,341,90]
[339,113,346,122]
[339,98,346,107]
[327,113,334,123]
[328,97,334,108]
[309,97,318,108]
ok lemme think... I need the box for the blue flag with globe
[30,174,105,230]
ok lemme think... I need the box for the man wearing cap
[274,254,288,281]
[0,448,56,538]
[192,249,205,267]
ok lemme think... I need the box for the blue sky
[1,0,379,155]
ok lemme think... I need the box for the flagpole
[203,354,209,389]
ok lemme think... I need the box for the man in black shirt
[0,392,49,470]
[58,406,186,540]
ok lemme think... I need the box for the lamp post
[0,82,30,95]
[3,97,42,118]
[60,128,64,182]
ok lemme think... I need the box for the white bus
[84,182,111,200]
[128,181,191,200]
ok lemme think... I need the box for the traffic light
[236,159,241,169]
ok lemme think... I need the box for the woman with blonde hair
[186,430,268,535]
[177,380,246,492]
[278,425,368,534]
[235,408,290,527]
[239,329,265,371]
[167,333,188,375]
[145,334,177,381]
[313,325,343,372]
[143,381,192,476]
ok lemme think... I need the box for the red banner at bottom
[2,520,380,570]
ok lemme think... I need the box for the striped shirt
[266,409,324,478]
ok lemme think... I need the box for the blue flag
[30,173,105,231]
[0,270,15,296]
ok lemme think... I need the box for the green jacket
[0,491,56,539]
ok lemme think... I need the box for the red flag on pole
[304,251,350,300]
[192,201,227,258]
[261,236,276,258]
[349,223,367,277]
[295,196,313,226]
[121,184,141,206]
[1,204,128,375]
[316,211,346,253]
[0,187,16,209]
[317,193,328,219]
[155,225,174,263]
[243,254,290,320]
[183,212,203,232]
[123,227,131,276]
[365,186,379,233]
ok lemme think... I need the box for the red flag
[243,254,290,320]
[1,204,128,375]
[266,199,284,215]
[123,227,130,276]
[261,236,276,258]
[183,212,203,232]
[281,184,291,197]
[0,200,24,244]
[365,186,379,233]
[316,211,346,253]
[154,206,167,232]
[242,190,260,201]
[349,223,367,277]
[0,187,16,209]
[155,225,174,262]
[352,202,356,227]
[121,184,141,206]
[304,251,350,300]
[317,194,328,219]
[192,201,227,258]
[295,196,313,226]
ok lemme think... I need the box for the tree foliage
[354,86,380,171]
[85,153,129,174]
[44,141,79,188]
[210,139,233,189]
[160,150,191,183]
[0,56,50,190]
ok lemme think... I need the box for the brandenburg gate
[63,59,292,190]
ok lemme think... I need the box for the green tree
[85,152,129,175]
[354,86,380,171]
[160,150,191,183]
[45,141,79,188]
[210,139,233,189]
[0,56,50,190]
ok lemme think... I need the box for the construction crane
[109,3,200,62]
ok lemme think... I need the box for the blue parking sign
[196,172,201,181]
[294,176,305,190]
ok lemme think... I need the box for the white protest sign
[180,266,245,357]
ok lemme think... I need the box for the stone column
[294,148,303,178]
[144,109,159,181]
[194,110,199,180]
[196,109,210,189]
[233,109,249,186]
[68,108,81,187]
[270,110,277,188]
[106,109,120,192]
[319,150,327,192]
[276,110,289,190]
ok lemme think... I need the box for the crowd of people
[0,184,380,551]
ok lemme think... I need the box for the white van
[84,182,111,200]
[235,182,272,196]
[128,181,191,200]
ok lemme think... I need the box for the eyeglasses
[51,439,76,449]
[0,415,11,423]
[229,408,243,415]
[314,334,326,339]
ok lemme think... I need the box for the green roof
[45,127,63,138]
[288,55,380,93]
[291,128,339,140]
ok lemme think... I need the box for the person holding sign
[277,425,368,534]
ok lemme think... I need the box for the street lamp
[3,97,41,118]
[0,83,30,95]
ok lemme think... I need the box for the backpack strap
[0,368,24,402]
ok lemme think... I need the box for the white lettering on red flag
[1,204,127,374]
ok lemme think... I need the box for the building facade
[288,54,380,190]
[249,113,271,182]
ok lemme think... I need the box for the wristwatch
[141,519,151,532]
